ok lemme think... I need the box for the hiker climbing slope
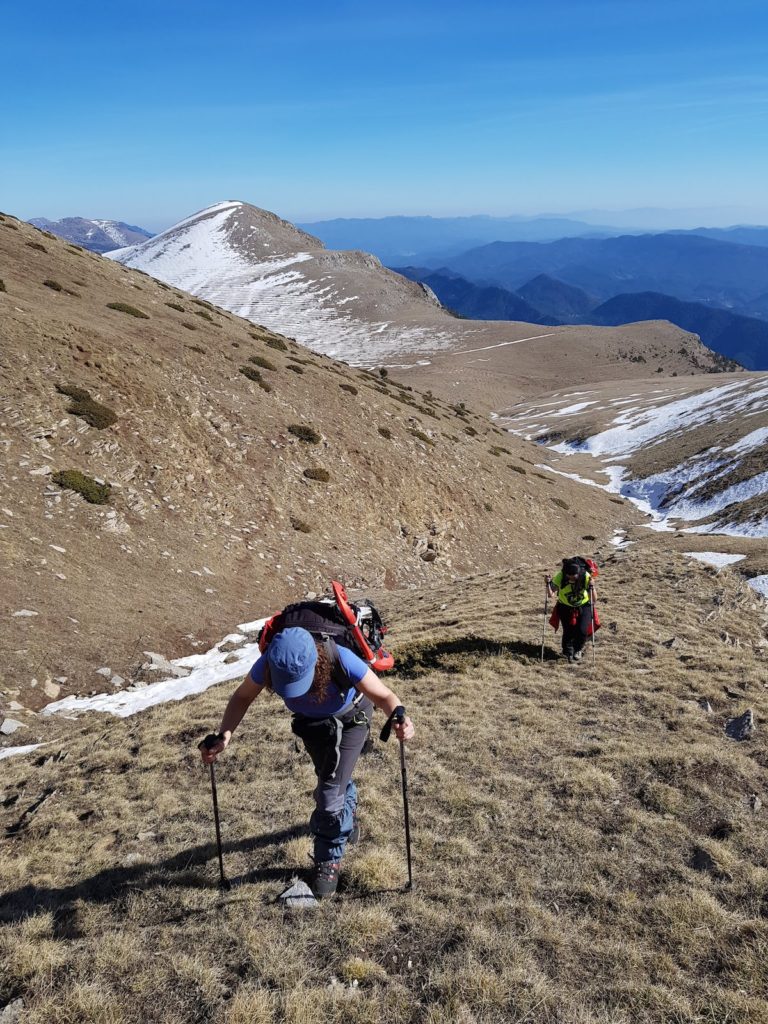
[547,557,599,663]
[200,627,414,898]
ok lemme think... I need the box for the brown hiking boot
[312,860,340,899]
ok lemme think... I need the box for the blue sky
[3,0,768,229]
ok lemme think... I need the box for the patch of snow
[553,401,598,415]
[0,743,44,761]
[747,575,768,597]
[684,551,746,569]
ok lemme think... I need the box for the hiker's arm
[356,669,415,741]
[546,575,557,598]
[200,676,264,763]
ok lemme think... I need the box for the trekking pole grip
[380,705,406,743]
[199,732,224,752]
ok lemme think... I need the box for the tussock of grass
[0,279,6,292]
[287,363,304,374]
[409,428,434,446]
[339,383,358,395]
[26,241,47,252]
[52,469,111,504]
[288,424,320,443]
[194,309,215,322]
[378,426,392,439]
[43,279,63,291]
[249,355,278,371]
[303,467,330,482]
[187,344,207,355]
[290,516,312,533]
[56,383,118,429]
[165,301,185,312]
[106,302,149,319]
[264,337,287,351]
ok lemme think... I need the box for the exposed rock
[0,998,24,1023]
[142,652,191,678]
[698,697,713,714]
[42,679,61,699]
[223,654,241,665]
[662,637,683,649]
[278,877,318,910]
[749,793,762,813]
[0,719,24,736]
[725,709,754,741]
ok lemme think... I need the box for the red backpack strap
[258,613,281,653]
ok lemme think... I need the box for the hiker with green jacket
[547,558,596,662]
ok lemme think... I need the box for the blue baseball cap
[267,627,318,699]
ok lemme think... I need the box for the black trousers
[559,603,591,656]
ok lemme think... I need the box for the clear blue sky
[3,0,768,229]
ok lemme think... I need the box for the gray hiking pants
[291,697,373,863]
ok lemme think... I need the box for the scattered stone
[698,697,713,714]
[96,667,112,677]
[0,719,25,736]
[43,680,61,699]
[0,998,24,1023]
[142,651,191,678]
[12,609,38,617]
[7,701,24,711]
[749,793,762,813]
[137,831,157,842]
[278,877,318,910]
[49,544,66,553]
[662,637,683,649]
[725,709,754,741]
[122,853,145,867]
[110,675,125,688]
[29,465,52,476]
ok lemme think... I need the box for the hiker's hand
[199,732,228,763]
[394,716,414,742]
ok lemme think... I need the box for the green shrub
[409,428,434,446]
[249,354,277,371]
[187,344,207,354]
[56,383,91,403]
[303,467,330,482]
[551,497,570,510]
[26,241,47,252]
[378,426,392,439]
[379,368,388,378]
[195,309,214,322]
[52,469,111,505]
[4,222,19,230]
[40,229,57,240]
[582,535,596,541]
[106,302,149,319]
[288,424,321,443]
[290,516,312,533]
[43,279,63,291]
[484,502,493,512]
[0,280,5,293]
[287,363,304,374]
[264,337,287,351]
[256,378,272,393]
[67,243,84,251]
[182,322,197,330]
[240,365,263,382]
[464,425,477,436]
[339,383,358,395]
[509,464,527,474]
[192,298,214,310]
[165,301,185,312]
[231,341,240,347]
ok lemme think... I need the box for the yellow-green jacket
[551,570,592,607]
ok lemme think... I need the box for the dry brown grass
[1,549,767,1021]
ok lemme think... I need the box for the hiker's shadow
[0,824,305,932]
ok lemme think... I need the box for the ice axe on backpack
[380,706,413,890]
[198,733,231,891]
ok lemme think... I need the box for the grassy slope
[2,545,767,1023]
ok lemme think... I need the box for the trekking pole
[541,578,551,663]
[589,585,596,667]
[199,733,231,891]
[380,706,413,890]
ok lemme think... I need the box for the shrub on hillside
[106,302,149,319]
[52,469,111,505]
[187,345,207,354]
[43,279,63,291]
[56,383,118,428]
[182,322,197,330]
[339,383,358,395]
[192,298,214,310]
[378,426,392,439]
[0,280,5,293]
[249,355,277,371]
[303,467,330,482]
[287,364,304,374]
[409,428,434,446]
[464,425,477,436]
[165,302,185,312]
[264,337,287,351]
[288,424,320,443]
[26,241,47,253]
[290,516,312,533]
[551,497,570,510]
[194,309,214,322]
[509,464,527,474]
[239,366,272,391]
[3,222,19,230]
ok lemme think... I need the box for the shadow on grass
[392,635,560,676]
[0,824,308,932]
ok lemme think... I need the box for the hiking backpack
[258,580,394,673]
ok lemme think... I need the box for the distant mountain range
[28,217,153,253]
[297,214,622,265]
[394,268,767,369]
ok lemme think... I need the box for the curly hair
[261,639,334,703]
